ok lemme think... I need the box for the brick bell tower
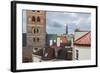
[26,10,46,55]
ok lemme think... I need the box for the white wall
[57,37,60,47]
[75,46,91,60]
[0,0,100,73]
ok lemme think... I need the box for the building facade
[74,31,91,60]
[26,10,46,58]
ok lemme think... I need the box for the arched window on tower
[32,27,36,34]
[37,27,39,33]
[32,16,35,22]
[34,29,36,33]
[32,10,35,12]
[37,38,39,42]
[37,16,40,22]
[37,11,40,12]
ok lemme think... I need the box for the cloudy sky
[46,11,91,34]
[22,10,91,34]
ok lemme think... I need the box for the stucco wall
[74,46,91,60]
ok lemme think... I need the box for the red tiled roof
[74,32,91,46]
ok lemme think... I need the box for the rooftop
[74,31,91,46]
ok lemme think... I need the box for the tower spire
[66,24,68,34]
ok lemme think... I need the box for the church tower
[26,10,46,54]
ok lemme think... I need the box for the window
[32,27,40,34]
[32,10,35,12]
[76,50,79,60]
[33,38,40,42]
[37,28,39,33]
[37,16,40,22]
[37,11,40,12]
[32,16,35,21]
[34,29,36,33]
[32,27,36,34]
[37,38,39,42]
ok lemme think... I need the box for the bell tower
[26,10,46,54]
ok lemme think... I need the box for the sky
[46,11,91,34]
[22,10,91,34]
